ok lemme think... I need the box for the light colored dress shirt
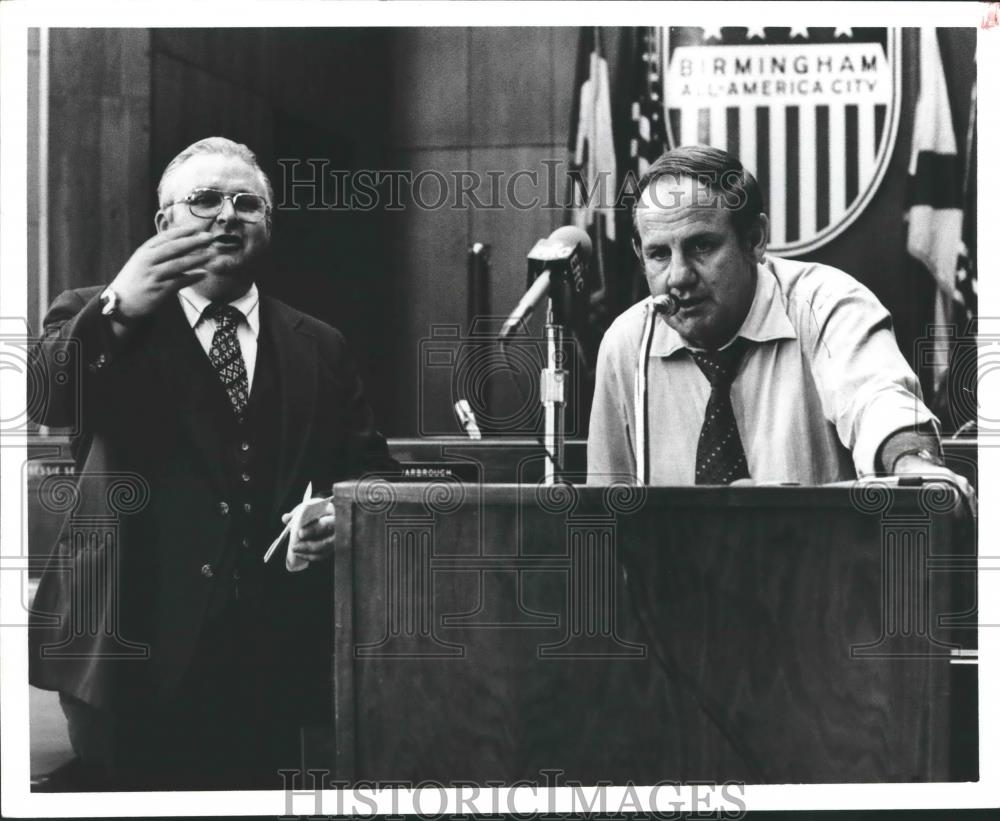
[587,256,938,485]
[177,283,260,389]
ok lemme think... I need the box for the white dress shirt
[177,283,260,389]
[587,256,938,485]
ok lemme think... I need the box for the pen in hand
[263,481,312,564]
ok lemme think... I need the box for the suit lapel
[149,298,230,496]
[262,296,318,518]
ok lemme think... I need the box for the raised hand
[107,225,216,326]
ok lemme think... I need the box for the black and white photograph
[0,1,996,816]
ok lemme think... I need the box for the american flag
[630,26,668,179]
[568,27,618,364]
[905,28,964,395]
[933,74,977,433]
[954,77,977,330]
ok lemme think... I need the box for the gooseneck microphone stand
[500,226,590,485]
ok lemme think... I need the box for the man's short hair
[632,145,765,245]
[157,137,274,208]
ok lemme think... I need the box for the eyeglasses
[164,188,270,223]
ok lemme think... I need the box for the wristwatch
[99,287,126,323]
[892,447,946,470]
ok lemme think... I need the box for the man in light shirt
[29,137,394,789]
[588,145,969,491]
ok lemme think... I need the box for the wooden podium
[324,479,977,785]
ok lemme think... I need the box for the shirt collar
[178,282,260,337]
[649,259,797,357]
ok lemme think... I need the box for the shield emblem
[661,27,901,255]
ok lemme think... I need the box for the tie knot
[689,338,748,388]
[204,303,243,330]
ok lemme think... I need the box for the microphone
[499,226,593,339]
[651,294,679,317]
[453,399,482,440]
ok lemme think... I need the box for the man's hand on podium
[893,456,977,518]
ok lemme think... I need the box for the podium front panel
[330,482,976,785]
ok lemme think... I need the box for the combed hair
[157,137,274,207]
[632,145,765,244]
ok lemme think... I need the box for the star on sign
[834,27,853,38]
[702,26,723,41]
[746,26,767,40]
[789,26,810,39]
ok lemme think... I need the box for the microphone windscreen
[652,294,679,316]
[547,225,593,262]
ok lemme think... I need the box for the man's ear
[154,209,169,234]
[746,213,769,261]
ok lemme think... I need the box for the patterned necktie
[204,303,249,417]
[689,339,750,485]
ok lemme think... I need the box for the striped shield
[662,27,901,255]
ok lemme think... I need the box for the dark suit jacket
[28,285,395,716]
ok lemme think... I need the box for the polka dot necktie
[204,303,249,417]
[689,339,750,485]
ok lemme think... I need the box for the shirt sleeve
[877,426,942,472]
[802,273,939,477]
[587,327,638,484]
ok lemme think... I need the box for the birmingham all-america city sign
[659,27,901,255]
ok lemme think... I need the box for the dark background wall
[382,27,580,436]
[35,27,977,436]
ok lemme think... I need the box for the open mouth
[674,296,706,311]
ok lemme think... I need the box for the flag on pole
[931,73,978,433]
[569,27,617,336]
[630,26,668,180]
[622,26,670,308]
[954,76,977,331]
[904,27,963,395]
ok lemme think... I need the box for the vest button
[240,442,250,452]
[241,472,251,483]
[200,563,214,578]
[243,502,252,514]
[217,502,230,515]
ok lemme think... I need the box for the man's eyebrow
[188,186,261,195]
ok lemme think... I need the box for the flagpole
[961,76,976,211]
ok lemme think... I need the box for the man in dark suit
[28,137,395,790]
